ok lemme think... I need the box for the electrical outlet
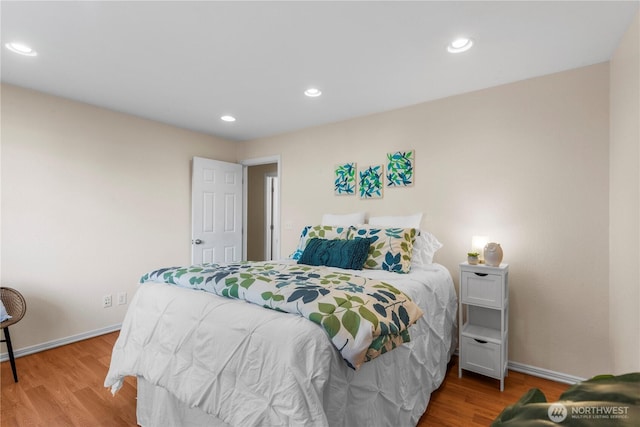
[117,292,127,305]
[103,294,112,308]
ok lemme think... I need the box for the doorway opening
[243,156,280,261]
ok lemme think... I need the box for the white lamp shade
[471,235,489,257]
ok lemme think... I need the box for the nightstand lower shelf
[461,322,502,344]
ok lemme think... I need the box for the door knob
[192,239,203,245]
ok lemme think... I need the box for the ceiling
[1,1,637,142]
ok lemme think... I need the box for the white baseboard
[507,360,585,385]
[453,350,585,385]
[0,323,122,362]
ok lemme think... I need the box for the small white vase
[467,256,479,265]
[484,243,503,267]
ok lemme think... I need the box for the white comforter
[105,262,457,427]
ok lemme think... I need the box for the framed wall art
[334,162,356,195]
[386,150,414,187]
[358,165,383,199]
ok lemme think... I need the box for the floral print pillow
[290,225,352,260]
[349,227,417,273]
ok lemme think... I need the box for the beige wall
[609,11,640,374]
[1,84,236,350]
[237,63,612,378]
[2,51,633,379]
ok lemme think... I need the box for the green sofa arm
[492,373,639,426]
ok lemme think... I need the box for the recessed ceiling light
[447,37,473,53]
[304,88,322,98]
[5,42,38,57]
[220,115,236,122]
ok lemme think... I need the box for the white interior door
[192,157,243,264]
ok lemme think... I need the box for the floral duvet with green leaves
[140,262,424,369]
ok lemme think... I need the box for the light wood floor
[1,331,570,426]
[418,357,569,426]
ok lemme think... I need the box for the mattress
[105,261,457,427]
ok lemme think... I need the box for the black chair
[1,287,27,382]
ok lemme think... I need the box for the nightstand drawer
[460,271,503,308]
[460,336,501,378]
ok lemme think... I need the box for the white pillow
[0,300,11,322]
[368,213,423,229]
[411,230,443,267]
[321,212,366,226]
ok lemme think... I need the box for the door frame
[264,173,278,260]
[240,155,281,261]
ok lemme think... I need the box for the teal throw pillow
[298,238,371,270]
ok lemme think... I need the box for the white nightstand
[458,262,509,391]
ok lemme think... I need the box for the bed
[105,223,458,427]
